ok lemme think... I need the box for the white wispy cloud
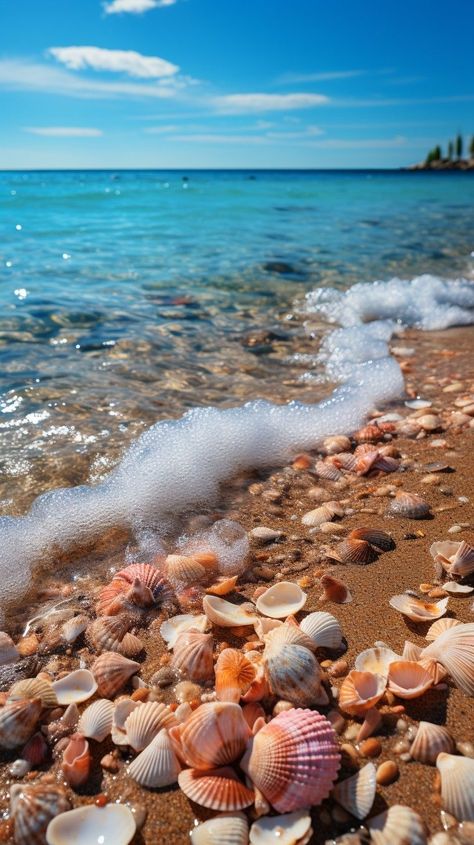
[25,126,103,137]
[104,0,177,14]
[278,70,366,84]
[49,46,178,78]
[212,93,329,114]
[166,131,410,150]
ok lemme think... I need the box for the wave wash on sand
[1,274,473,621]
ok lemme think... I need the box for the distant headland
[406,133,474,170]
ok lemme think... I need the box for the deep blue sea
[1,169,473,511]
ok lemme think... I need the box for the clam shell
[409,721,455,764]
[421,622,474,696]
[436,752,474,822]
[166,554,207,586]
[124,701,178,752]
[319,574,352,604]
[389,594,448,622]
[10,783,71,845]
[215,649,256,702]
[46,804,136,845]
[253,617,283,642]
[348,527,395,551]
[255,582,307,619]
[443,581,473,595]
[354,647,399,679]
[91,652,140,698]
[0,631,19,666]
[22,731,49,767]
[332,762,377,820]
[387,661,433,699]
[333,538,378,565]
[62,733,91,788]
[299,611,343,650]
[249,810,312,845]
[203,595,258,628]
[60,615,89,644]
[179,767,254,811]
[322,435,352,455]
[0,698,42,748]
[191,812,249,845]
[368,804,427,844]
[339,670,386,715]
[78,699,114,742]
[97,563,169,615]
[160,613,208,649]
[425,618,461,642]
[128,728,181,788]
[52,669,98,704]
[169,701,251,770]
[241,708,340,813]
[387,491,431,519]
[9,678,58,708]
[263,625,322,706]
[171,630,214,682]
[301,505,336,528]
[206,576,239,596]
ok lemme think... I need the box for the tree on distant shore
[447,140,453,160]
[434,145,442,161]
[456,134,463,159]
[470,136,474,159]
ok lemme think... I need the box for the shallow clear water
[1,169,474,512]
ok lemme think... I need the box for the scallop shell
[425,618,461,642]
[52,669,98,704]
[368,804,427,844]
[169,701,251,770]
[354,646,399,679]
[124,701,178,752]
[128,728,181,788]
[387,491,431,519]
[0,698,42,748]
[402,640,423,662]
[319,574,352,604]
[332,538,378,565]
[332,762,377,820]
[10,783,71,845]
[0,631,19,665]
[61,733,91,788]
[348,527,395,551]
[160,613,208,649]
[97,562,169,615]
[255,582,307,619]
[262,625,322,706]
[339,670,386,715]
[448,540,474,578]
[178,767,255,811]
[46,804,136,845]
[166,554,207,586]
[301,505,336,528]
[91,652,140,698]
[354,423,385,444]
[87,616,143,657]
[60,615,89,644]
[115,562,167,595]
[421,622,474,696]
[436,752,474,822]
[77,699,114,742]
[389,594,448,622]
[8,678,58,708]
[409,721,455,764]
[191,812,249,845]
[387,661,433,699]
[299,611,343,650]
[241,708,340,813]
[249,810,312,845]
[215,649,256,702]
[111,698,140,746]
[172,630,214,682]
[203,595,258,627]
[314,460,342,481]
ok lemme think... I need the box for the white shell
[160,614,208,649]
[78,699,114,742]
[255,582,307,619]
[332,763,376,820]
[436,752,474,822]
[409,721,455,764]
[443,581,473,595]
[355,646,399,679]
[124,701,177,752]
[111,698,140,746]
[389,594,448,622]
[191,813,249,845]
[61,616,89,644]
[128,728,181,788]
[51,670,98,704]
[368,804,427,845]
[249,810,312,844]
[0,631,19,665]
[425,618,461,642]
[421,622,474,696]
[203,595,258,627]
[299,612,343,650]
[46,804,136,845]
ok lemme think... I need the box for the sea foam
[0,274,473,621]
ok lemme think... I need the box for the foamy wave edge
[1,273,473,621]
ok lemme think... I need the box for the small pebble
[448,525,463,534]
[273,700,295,716]
[393,739,411,755]
[456,740,474,758]
[376,760,399,785]
[100,753,120,773]
[358,738,382,757]
[395,718,408,734]
[344,724,360,742]
[328,659,349,678]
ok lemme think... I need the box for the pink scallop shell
[178,766,255,811]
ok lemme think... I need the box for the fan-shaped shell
[51,669,98,704]
[299,611,343,650]
[332,762,377,820]
[436,752,474,822]
[387,661,433,699]
[86,616,143,657]
[355,647,399,679]
[255,582,307,619]
[263,626,322,706]
[203,596,258,627]
[91,652,140,697]
[169,701,251,770]
[78,699,114,742]
[215,649,256,702]
[389,594,448,622]
[409,721,455,764]
[128,728,181,788]
[191,812,249,845]
[97,563,169,615]
[160,613,208,649]
[253,617,283,642]
[339,670,386,715]
[368,804,427,844]
[315,460,342,481]
[425,618,461,642]
[61,733,91,788]
[46,804,136,845]
[171,630,214,682]
[179,767,254,811]
[115,562,167,595]
[111,698,140,746]
[60,615,89,644]
[402,640,423,662]
[8,678,58,708]
[301,505,335,527]
[249,810,312,845]
[0,631,19,665]
[241,708,340,813]
[124,701,178,752]
[421,622,474,696]
[333,538,378,565]
[10,783,71,845]
[387,491,431,519]
[0,698,42,748]
[319,574,352,604]
[166,554,207,586]
[349,527,395,551]
[448,540,474,578]
[263,622,316,652]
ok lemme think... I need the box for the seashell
[166,554,207,586]
[443,581,473,595]
[372,454,400,473]
[169,701,251,770]
[262,623,322,705]
[387,660,433,699]
[387,491,431,519]
[402,640,423,661]
[425,618,461,642]
[430,540,465,571]
[249,810,312,845]
[91,652,140,697]
[61,733,91,788]
[332,762,377,820]
[409,721,455,764]
[314,460,342,481]
[250,526,283,544]
[0,698,42,748]
[8,677,58,708]
[322,435,352,455]
[203,595,258,628]
[405,398,432,409]
[319,574,352,604]
[124,701,177,752]
[191,812,249,845]
[354,423,385,444]
[60,615,89,644]
[10,783,71,845]
[160,613,208,649]
[354,450,380,476]
[97,562,169,615]
[447,540,474,579]
[215,649,256,702]
[114,561,167,595]
[0,631,19,665]
[179,766,255,811]
[52,669,98,704]
[22,730,49,767]
[421,622,474,696]
[128,728,181,788]
[206,576,239,596]
[368,804,427,844]
[355,646,399,679]
[264,620,316,651]
[301,505,336,528]
[87,615,131,655]
[111,697,140,746]
[348,527,395,551]
[171,630,214,682]
[46,804,136,845]
[255,582,307,619]
[357,707,382,742]
[418,656,448,685]
[77,699,114,742]
[242,703,266,731]
[436,752,474,822]
[389,594,448,622]
[332,538,378,565]
[241,708,340,813]
[175,702,193,723]
[299,611,343,650]
[339,670,386,715]
[253,617,283,641]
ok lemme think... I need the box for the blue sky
[1,0,473,169]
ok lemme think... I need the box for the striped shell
[339,670,386,715]
[191,812,249,845]
[170,701,251,770]
[389,594,448,622]
[332,762,377,820]
[215,649,256,703]
[421,622,474,696]
[0,698,42,748]
[51,669,98,705]
[387,661,433,699]
[128,728,181,788]
[255,582,307,619]
[160,613,208,649]
[124,701,178,752]
[86,616,143,657]
[97,562,168,615]
[249,810,312,845]
[111,698,140,746]
[430,540,474,578]
[262,625,322,706]
[387,491,431,519]
[349,527,395,551]
[166,554,207,586]
[409,721,455,764]
[436,752,474,822]
[171,631,214,682]
[8,678,58,709]
[333,538,378,565]
[178,767,255,812]
[77,699,114,742]
[369,804,427,844]
[91,652,140,697]
[299,611,343,650]
[10,783,71,845]
[425,618,461,642]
